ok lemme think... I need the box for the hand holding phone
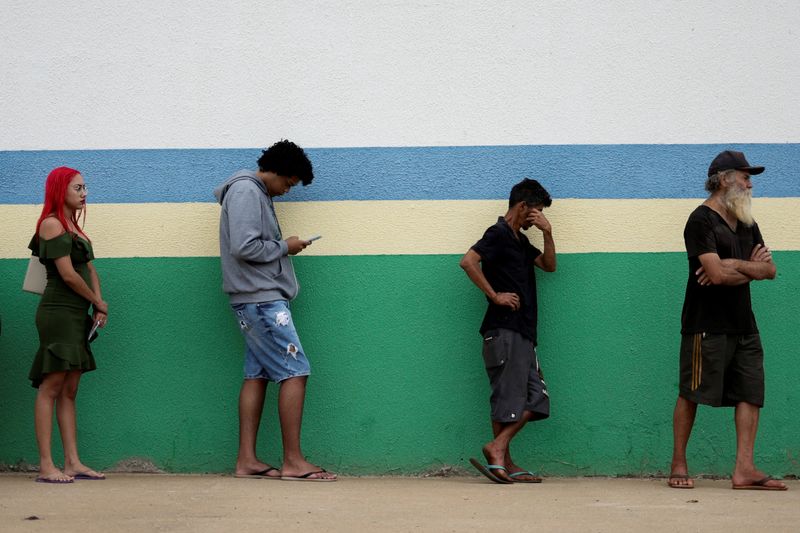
[88,320,101,341]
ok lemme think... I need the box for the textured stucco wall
[3,1,800,149]
[1,1,798,476]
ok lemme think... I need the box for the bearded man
[668,150,787,491]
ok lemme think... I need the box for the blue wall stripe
[2,144,798,204]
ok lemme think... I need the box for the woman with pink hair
[28,166,109,483]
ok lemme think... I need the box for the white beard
[724,185,754,227]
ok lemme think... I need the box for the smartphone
[88,320,101,341]
[306,235,322,242]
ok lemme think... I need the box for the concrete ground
[0,474,796,532]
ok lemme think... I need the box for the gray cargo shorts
[481,328,550,423]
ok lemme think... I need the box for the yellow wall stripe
[2,199,799,259]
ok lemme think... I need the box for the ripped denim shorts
[230,300,311,382]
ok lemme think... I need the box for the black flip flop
[234,467,281,479]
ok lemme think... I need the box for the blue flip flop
[469,458,513,484]
[509,470,543,483]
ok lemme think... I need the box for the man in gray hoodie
[213,140,336,482]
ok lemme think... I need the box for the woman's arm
[51,256,108,314]
[86,261,102,299]
[40,218,108,314]
[86,261,108,326]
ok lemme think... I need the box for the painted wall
[1,2,798,476]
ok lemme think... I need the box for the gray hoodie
[213,170,299,304]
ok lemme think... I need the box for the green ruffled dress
[28,233,97,388]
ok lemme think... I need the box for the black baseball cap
[707,150,764,177]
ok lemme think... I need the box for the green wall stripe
[1,253,798,476]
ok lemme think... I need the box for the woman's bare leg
[35,372,72,481]
[59,371,104,479]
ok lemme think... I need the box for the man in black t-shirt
[460,178,556,484]
[669,150,786,491]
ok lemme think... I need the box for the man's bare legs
[235,378,280,477]
[670,398,786,490]
[669,396,697,488]
[482,411,533,482]
[277,376,336,480]
[235,376,335,480]
[731,402,787,489]
[488,418,542,482]
[504,447,542,482]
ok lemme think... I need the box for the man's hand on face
[286,236,311,255]
[492,292,520,311]
[526,208,552,233]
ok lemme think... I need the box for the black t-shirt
[471,217,542,343]
[680,205,764,334]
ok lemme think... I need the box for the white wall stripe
[2,2,799,150]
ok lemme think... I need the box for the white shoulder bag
[22,256,47,295]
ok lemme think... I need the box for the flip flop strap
[485,464,506,471]
[299,469,327,478]
[509,470,537,478]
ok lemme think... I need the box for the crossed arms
[695,244,776,286]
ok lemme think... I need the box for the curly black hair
[256,140,315,185]
[509,178,552,208]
